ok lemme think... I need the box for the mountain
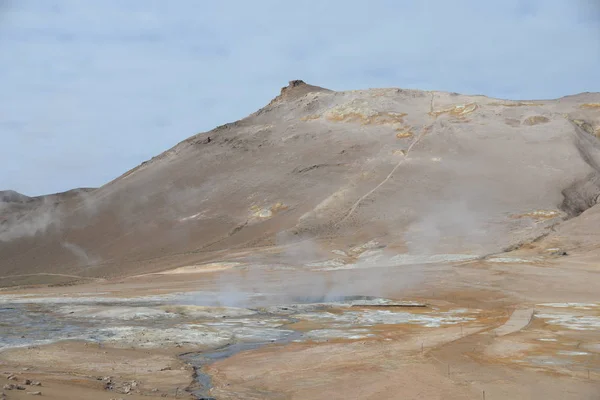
[1,81,599,287]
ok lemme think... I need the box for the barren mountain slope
[1,81,599,285]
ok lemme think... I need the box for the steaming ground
[1,253,599,399]
[1,82,600,398]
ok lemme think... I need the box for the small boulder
[27,391,42,396]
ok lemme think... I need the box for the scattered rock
[16,385,26,390]
[24,379,32,385]
[3,384,15,390]
[6,375,17,381]
[160,366,172,371]
[22,367,31,371]
[31,381,42,386]
[27,391,42,396]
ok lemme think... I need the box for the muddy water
[0,297,308,400]
[1,296,324,399]
[2,293,472,399]
[0,293,313,351]
[0,304,93,349]
[181,329,304,399]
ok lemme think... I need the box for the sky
[1,0,599,196]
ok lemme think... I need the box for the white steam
[0,198,64,242]
[62,242,100,266]
[404,200,488,255]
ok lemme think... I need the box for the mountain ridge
[1,81,600,287]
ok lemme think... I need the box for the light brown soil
[1,341,192,399]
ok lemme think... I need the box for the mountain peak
[268,80,332,106]
[287,79,307,88]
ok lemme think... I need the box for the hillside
[1,81,600,287]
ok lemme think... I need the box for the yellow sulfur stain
[326,111,407,125]
[395,128,414,139]
[571,119,597,136]
[510,210,561,220]
[318,101,408,126]
[581,103,600,109]
[270,202,288,213]
[301,114,321,121]
[429,103,478,118]
[251,202,288,219]
[523,116,550,126]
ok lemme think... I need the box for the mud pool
[0,292,481,398]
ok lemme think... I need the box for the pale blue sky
[1,0,599,195]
